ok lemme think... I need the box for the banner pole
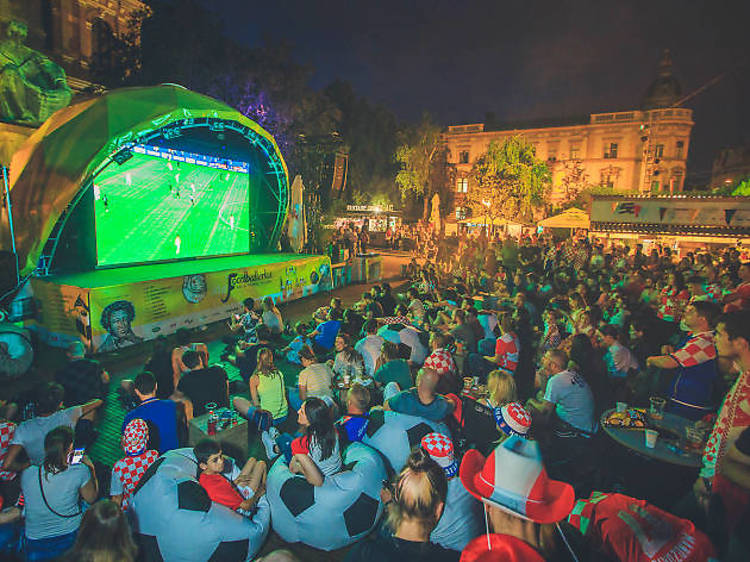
[2,165,19,287]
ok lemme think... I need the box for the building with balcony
[443,50,694,220]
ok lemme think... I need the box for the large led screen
[94,146,250,266]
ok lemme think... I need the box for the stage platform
[27,253,331,353]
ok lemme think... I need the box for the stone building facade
[443,51,694,219]
[711,145,750,189]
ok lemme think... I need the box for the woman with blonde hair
[60,499,137,562]
[260,296,283,336]
[344,448,457,561]
[233,347,288,428]
[481,369,517,409]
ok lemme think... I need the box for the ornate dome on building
[641,49,682,110]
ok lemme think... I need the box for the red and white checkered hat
[421,432,458,478]
[459,435,574,524]
[493,402,532,437]
[123,418,149,456]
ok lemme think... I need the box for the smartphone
[68,448,85,465]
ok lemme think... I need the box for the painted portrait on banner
[98,300,144,352]
[182,274,208,304]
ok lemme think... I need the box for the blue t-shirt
[387,388,452,422]
[122,397,178,453]
[315,320,341,350]
[337,413,369,443]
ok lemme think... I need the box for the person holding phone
[20,426,98,561]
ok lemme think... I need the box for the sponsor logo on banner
[221,269,274,303]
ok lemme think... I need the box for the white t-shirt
[298,363,334,399]
[478,312,499,340]
[11,407,82,466]
[408,298,426,321]
[262,310,282,334]
[21,464,90,539]
[544,370,595,433]
[355,335,385,376]
[398,327,428,365]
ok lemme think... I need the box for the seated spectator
[407,287,427,324]
[174,350,229,417]
[110,419,159,510]
[0,397,18,482]
[459,434,576,560]
[233,348,288,428]
[59,499,138,562]
[145,336,176,399]
[309,312,342,354]
[195,439,266,513]
[345,447,458,561]
[356,320,385,377]
[373,341,413,394]
[54,341,109,408]
[3,382,102,470]
[171,328,209,390]
[449,309,477,354]
[482,369,517,409]
[379,304,410,326]
[260,296,283,337]
[422,433,481,552]
[288,348,334,411]
[342,308,364,338]
[397,324,430,366]
[385,368,455,422]
[336,384,371,444]
[121,372,181,454]
[468,313,520,382]
[363,292,384,319]
[235,325,273,382]
[332,334,368,386]
[423,333,458,384]
[599,324,639,402]
[226,297,259,343]
[21,426,99,561]
[264,398,342,487]
[379,283,397,316]
[281,321,312,365]
[646,301,721,420]
[539,309,562,355]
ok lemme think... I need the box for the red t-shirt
[568,492,716,562]
[494,332,519,373]
[199,473,244,511]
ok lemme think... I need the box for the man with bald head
[384,367,455,422]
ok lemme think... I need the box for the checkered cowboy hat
[493,402,532,437]
[460,533,545,562]
[459,434,575,524]
[123,418,149,456]
[421,432,458,478]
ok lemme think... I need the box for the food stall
[332,204,402,247]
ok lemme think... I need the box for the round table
[600,408,703,468]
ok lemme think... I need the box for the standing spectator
[288,348,334,411]
[121,372,181,454]
[59,500,138,562]
[355,320,385,377]
[174,350,229,417]
[54,341,109,409]
[110,419,159,510]
[646,301,721,420]
[21,426,99,561]
[345,448,459,561]
[3,383,102,470]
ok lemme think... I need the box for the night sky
[209,0,749,184]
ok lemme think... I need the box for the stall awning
[538,207,590,229]
[457,217,522,227]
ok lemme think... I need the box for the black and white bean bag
[129,448,270,561]
[266,441,386,551]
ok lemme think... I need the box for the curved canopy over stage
[1,84,290,276]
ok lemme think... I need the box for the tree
[468,136,551,222]
[559,159,591,206]
[395,114,444,219]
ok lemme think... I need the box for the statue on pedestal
[0,20,72,126]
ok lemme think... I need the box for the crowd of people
[1,231,750,560]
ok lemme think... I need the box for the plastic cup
[645,429,658,449]
[649,397,666,420]
[616,402,627,413]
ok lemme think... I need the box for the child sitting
[281,322,312,365]
[194,439,266,514]
[261,397,341,486]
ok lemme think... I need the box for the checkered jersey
[671,332,717,367]
[111,450,159,509]
[423,348,457,376]
[0,421,16,481]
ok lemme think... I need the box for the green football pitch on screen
[93,152,250,266]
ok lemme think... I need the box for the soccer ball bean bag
[129,448,270,562]
[266,441,386,551]
[361,410,451,473]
